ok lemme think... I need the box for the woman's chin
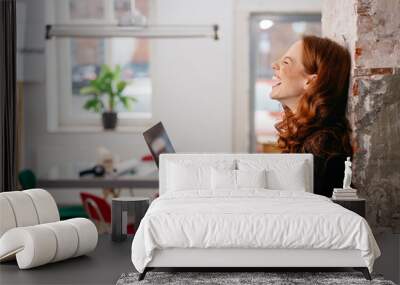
[270,92,280,101]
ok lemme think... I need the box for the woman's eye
[283,61,289,65]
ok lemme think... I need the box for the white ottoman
[0,189,98,269]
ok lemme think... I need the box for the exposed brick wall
[322,0,400,231]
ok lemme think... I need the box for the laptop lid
[143,122,175,168]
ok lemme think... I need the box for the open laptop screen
[143,122,175,168]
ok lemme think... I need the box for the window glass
[252,15,321,152]
[69,0,105,20]
[60,0,152,125]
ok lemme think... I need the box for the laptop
[143,122,176,168]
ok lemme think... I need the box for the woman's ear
[304,74,317,90]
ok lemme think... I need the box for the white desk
[37,162,158,189]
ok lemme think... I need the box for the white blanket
[131,190,380,273]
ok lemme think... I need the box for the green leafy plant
[80,64,136,113]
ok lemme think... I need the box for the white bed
[131,154,380,280]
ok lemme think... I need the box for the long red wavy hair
[275,35,353,157]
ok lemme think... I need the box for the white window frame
[45,0,156,132]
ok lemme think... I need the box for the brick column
[322,0,400,230]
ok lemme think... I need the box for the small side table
[331,198,366,218]
[112,197,150,242]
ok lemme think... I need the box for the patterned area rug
[116,271,396,285]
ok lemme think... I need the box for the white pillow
[211,168,236,190]
[267,165,307,191]
[167,163,211,191]
[236,169,267,188]
[238,159,308,192]
[166,160,235,191]
[211,169,267,190]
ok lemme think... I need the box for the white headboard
[159,153,314,195]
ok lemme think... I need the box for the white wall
[151,0,233,153]
[21,0,234,203]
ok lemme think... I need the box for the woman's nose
[271,61,279,70]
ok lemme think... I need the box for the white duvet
[131,190,380,273]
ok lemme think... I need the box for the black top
[312,154,348,197]
[299,130,352,197]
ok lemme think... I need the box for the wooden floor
[0,235,134,285]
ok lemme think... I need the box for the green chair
[17,169,88,220]
[18,169,37,190]
[57,205,88,220]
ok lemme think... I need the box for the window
[47,0,152,131]
[249,14,321,152]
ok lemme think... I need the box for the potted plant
[80,64,136,130]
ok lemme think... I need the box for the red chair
[141,154,154,161]
[80,192,135,234]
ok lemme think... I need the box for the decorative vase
[102,112,118,130]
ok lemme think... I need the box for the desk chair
[80,192,135,235]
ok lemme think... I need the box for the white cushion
[159,154,313,194]
[167,160,235,191]
[65,218,98,257]
[167,163,211,191]
[238,159,308,192]
[0,190,98,269]
[0,189,60,237]
[211,169,268,190]
[0,225,58,269]
[211,168,236,190]
[24,189,60,223]
[0,218,97,269]
[1,191,39,227]
[236,169,267,189]
[42,221,79,262]
[0,196,17,237]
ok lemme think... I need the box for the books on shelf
[332,188,359,200]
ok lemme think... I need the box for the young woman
[271,35,353,197]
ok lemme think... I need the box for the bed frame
[138,154,371,281]
[139,249,371,280]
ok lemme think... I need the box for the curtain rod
[46,24,219,41]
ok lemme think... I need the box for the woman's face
[270,40,314,110]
